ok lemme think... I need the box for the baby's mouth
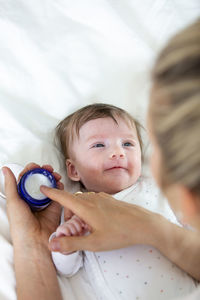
[105,166,126,171]
[108,166,122,169]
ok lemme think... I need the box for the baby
[54,102,142,237]
[51,103,196,300]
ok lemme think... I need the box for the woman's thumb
[3,167,18,199]
[49,234,98,253]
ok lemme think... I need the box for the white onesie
[51,177,197,300]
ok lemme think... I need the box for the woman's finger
[41,164,53,172]
[40,186,88,217]
[56,181,64,190]
[52,172,61,181]
[64,207,74,221]
[3,167,31,225]
[3,167,19,200]
[49,233,101,253]
[18,162,40,181]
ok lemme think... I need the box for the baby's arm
[51,215,88,277]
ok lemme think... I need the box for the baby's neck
[81,181,138,195]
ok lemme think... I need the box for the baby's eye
[123,142,133,147]
[93,143,105,148]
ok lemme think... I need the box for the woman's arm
[153,217,200,281]
[13,239,62,300]
[3,166,63,300]
[41,187,200,281]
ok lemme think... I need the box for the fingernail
[40,185,47,190]
[2,167,7,176]
[40,185,49,193]
[50,240,61,251]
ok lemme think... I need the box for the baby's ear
[66,159,80,182]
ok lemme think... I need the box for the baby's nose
[110,149,125,159]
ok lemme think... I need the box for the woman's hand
[41,187,163,253]
[3,163,64,300]
[41,187,200,281]
[18,162,64,190]
[3,163,63,247]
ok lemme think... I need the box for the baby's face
[66,117,142,194]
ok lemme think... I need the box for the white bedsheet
[0,1,199,299]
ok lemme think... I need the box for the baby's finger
[56,226,71,237]
[69,219,83,233]
[67,223,78,235]
[84,223,92,232]
[71,215,86,228]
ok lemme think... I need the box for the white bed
[0,1,199,299]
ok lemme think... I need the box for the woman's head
[149,19,200,225]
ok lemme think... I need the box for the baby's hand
[56,215,88,237]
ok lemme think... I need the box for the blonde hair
[151,19,200,195]
[56,103,143,160]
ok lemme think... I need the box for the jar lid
[17,168,57,206]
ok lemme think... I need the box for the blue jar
[17,168,57,211]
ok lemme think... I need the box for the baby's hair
[56,103,144,160]
[151,19,200,195]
